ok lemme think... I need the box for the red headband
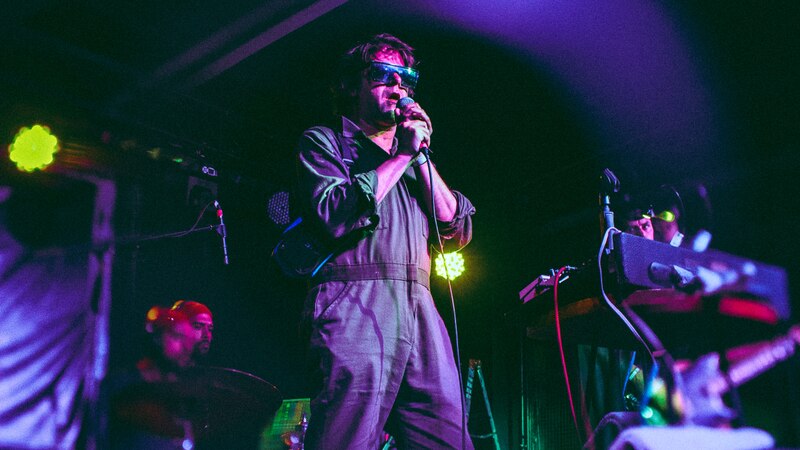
[170,300,212,319]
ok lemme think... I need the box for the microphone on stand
[214,200,229,265]
[599,168,620,233]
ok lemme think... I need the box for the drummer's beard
[196,340,211,356]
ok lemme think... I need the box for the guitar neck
[708,334,797,396]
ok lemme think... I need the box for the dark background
[2,0,798,447]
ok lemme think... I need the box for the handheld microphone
[396,97,429,154]
[397,96,416,111]
[213,200,229,265]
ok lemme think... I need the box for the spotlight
[8,124,60,172]
[434,252,465,280]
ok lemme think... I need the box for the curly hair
[331,33,417,117]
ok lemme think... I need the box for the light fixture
[434,252,465,280]
[8,124,60,172]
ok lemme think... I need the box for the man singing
[295,33,476,449]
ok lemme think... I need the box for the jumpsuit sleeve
[433,190,476,251]
[296,126,379,240]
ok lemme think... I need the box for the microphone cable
[420,148,469,450]
[596,227,686,423]
[400,95,469,448]
[597,227,657,367]
[163,200,214,239]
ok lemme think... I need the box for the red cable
[553,266,582,442]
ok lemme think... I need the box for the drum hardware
[112,366,282,446]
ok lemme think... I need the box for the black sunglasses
[367,62,419,89]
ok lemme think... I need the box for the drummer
[135,300,214,380]
[104,303,278,449]
[169,300,214,364]
[103,306,198,449]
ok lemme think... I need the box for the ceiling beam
[182,0,348,89]
[132,0,302,91]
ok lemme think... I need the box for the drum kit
[111,366,287,449]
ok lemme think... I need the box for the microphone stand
[113,224,227,265]
[115,201,230,265]
[121,224,220,244]
[598,168,620,252]
[214,201,229,265]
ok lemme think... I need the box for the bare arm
[413,156,458,222]
[395,100,457,221]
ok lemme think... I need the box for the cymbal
[112,366,282,440]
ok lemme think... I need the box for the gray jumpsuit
[297,117,476,449]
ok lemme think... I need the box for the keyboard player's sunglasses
[367,62,419,89]
[644,208,676,223]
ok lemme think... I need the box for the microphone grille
[397,97,415,109]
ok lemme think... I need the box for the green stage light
[8,124,60,172]
[434,252,465,280]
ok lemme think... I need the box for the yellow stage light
[434,252,465,280]
[8,124,60,172]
